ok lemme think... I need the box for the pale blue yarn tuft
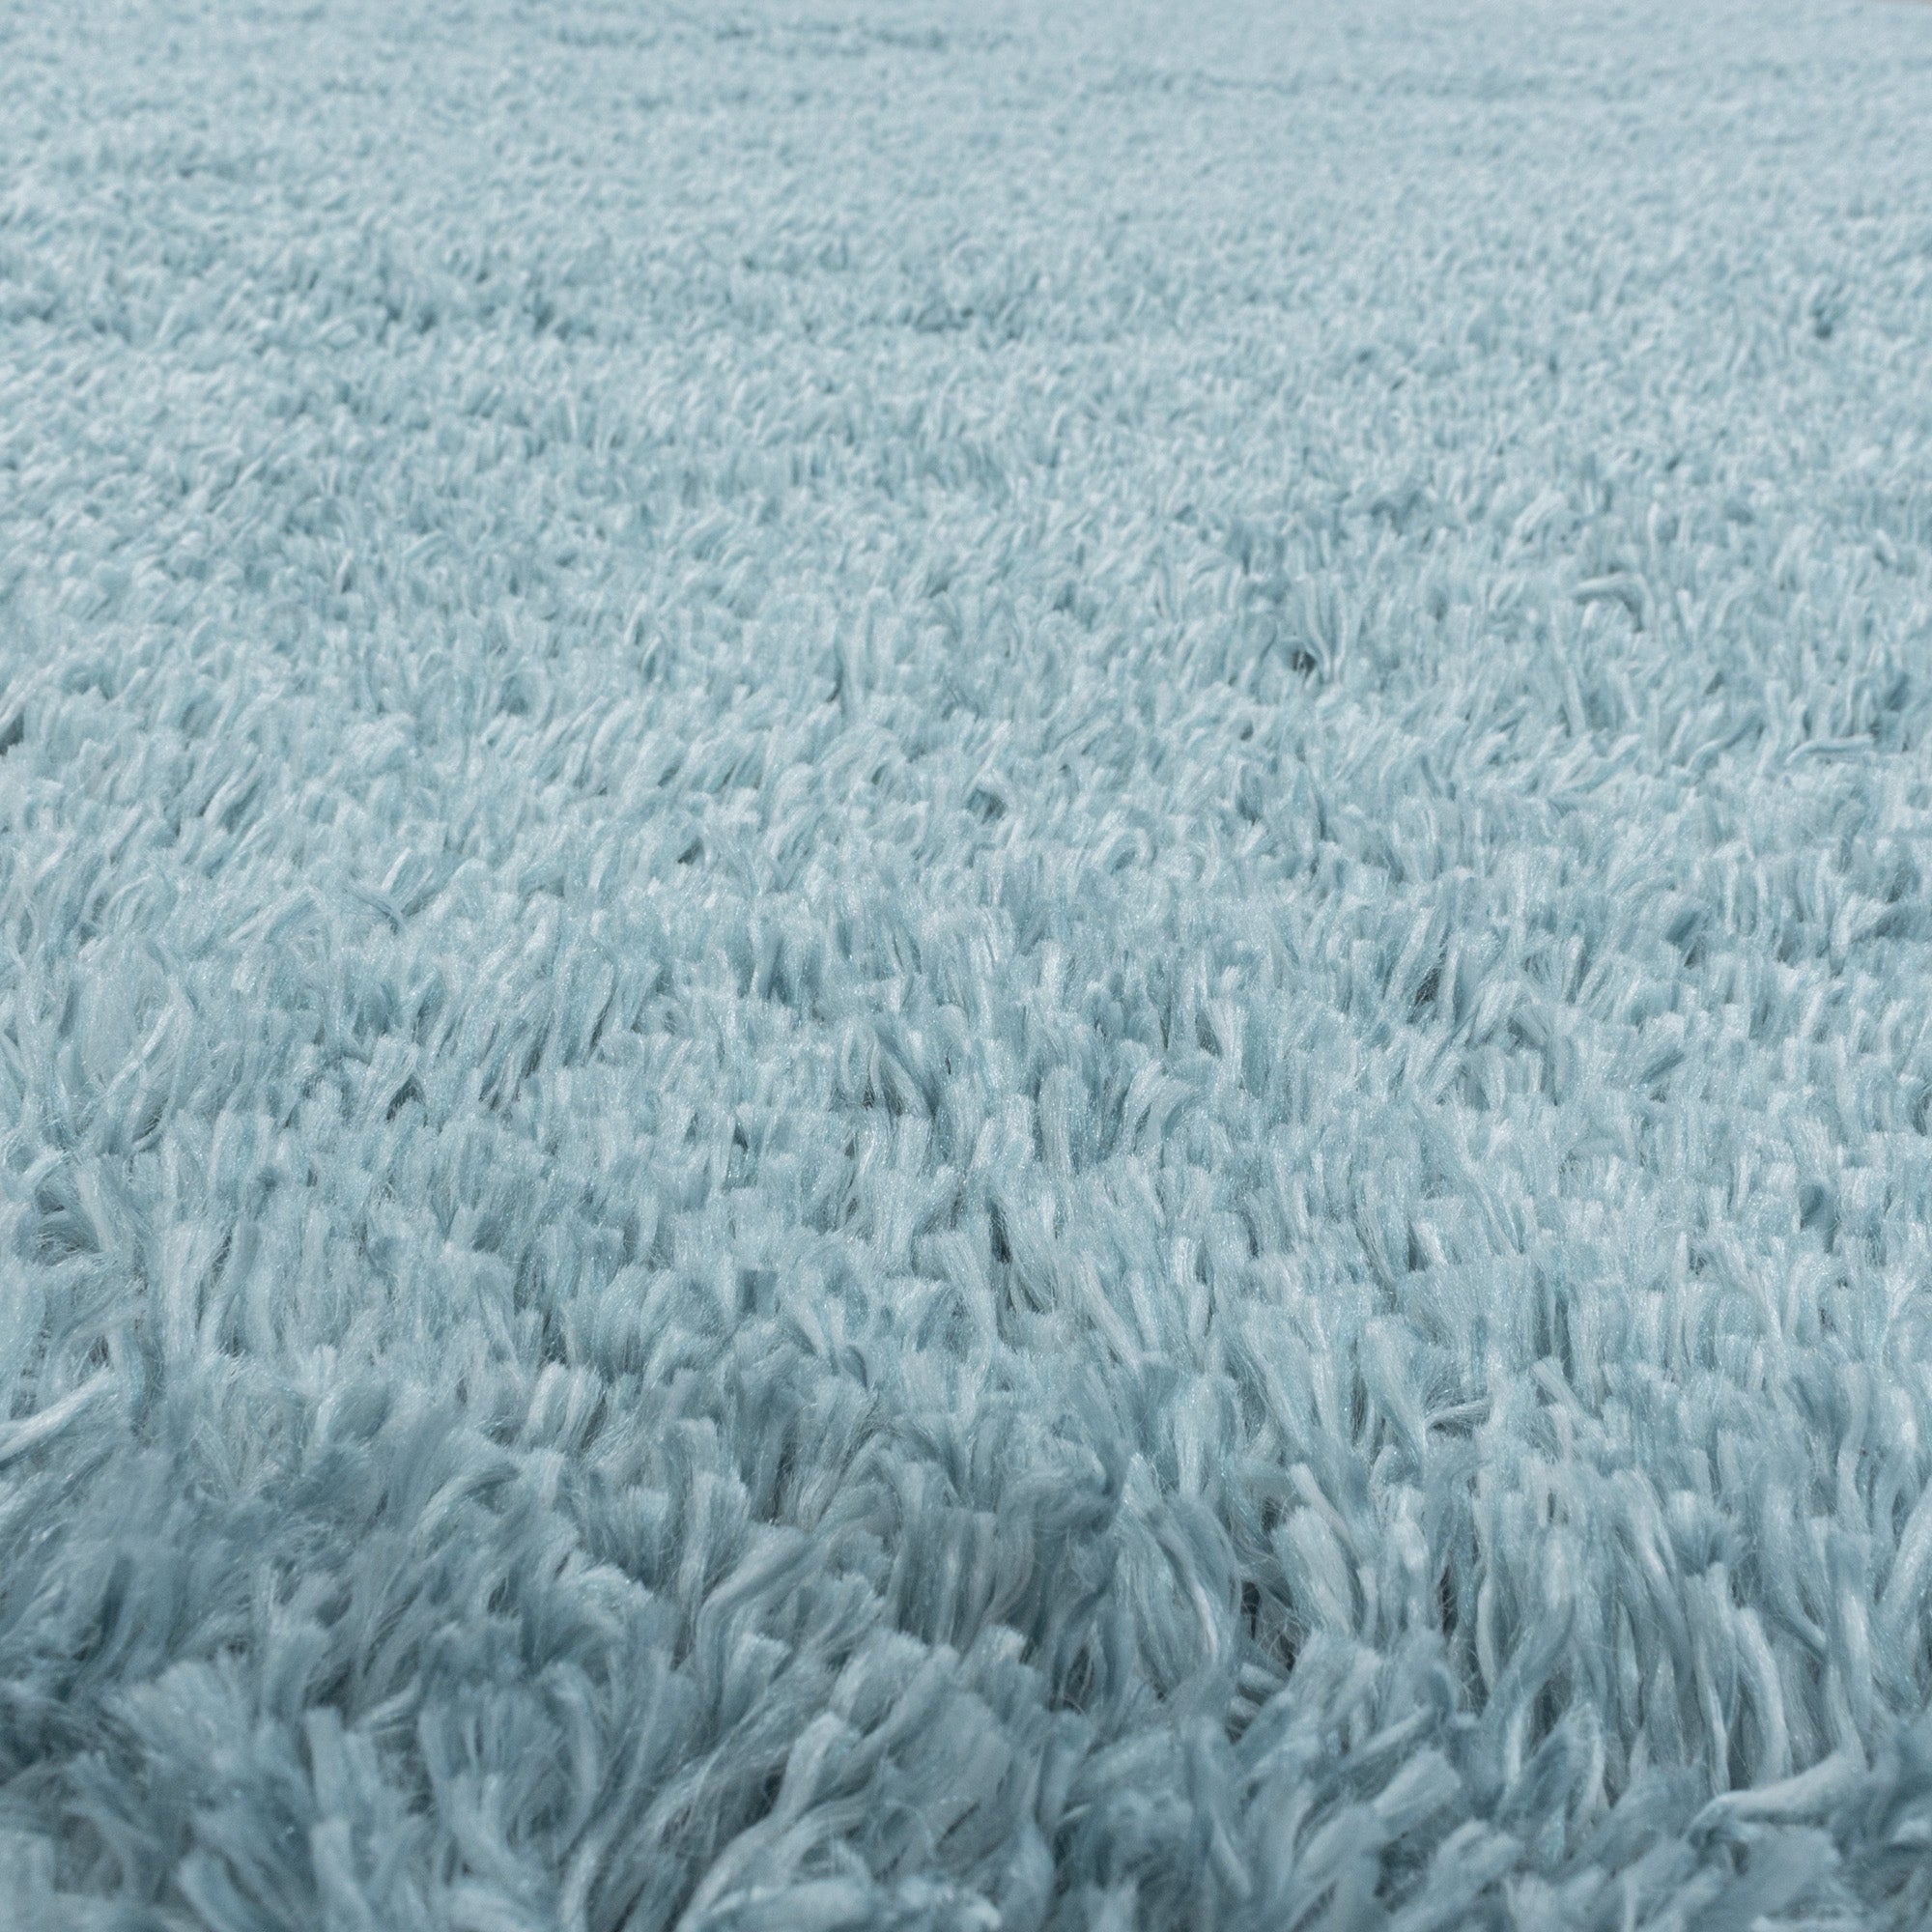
[4,1,1932,1926]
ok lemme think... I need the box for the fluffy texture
[5,0,1932,1925]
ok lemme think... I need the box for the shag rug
[5,0,1932,1926]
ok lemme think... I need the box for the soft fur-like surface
[5,0,1932,1925]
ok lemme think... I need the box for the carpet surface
[5,0,1932,1925]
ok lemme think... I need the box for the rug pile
[4,0,1932,1925]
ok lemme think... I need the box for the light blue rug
[5,0,1932,1925]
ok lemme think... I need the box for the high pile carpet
[5,1,1932,1926]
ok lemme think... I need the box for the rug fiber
[5,1,1932,1926]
